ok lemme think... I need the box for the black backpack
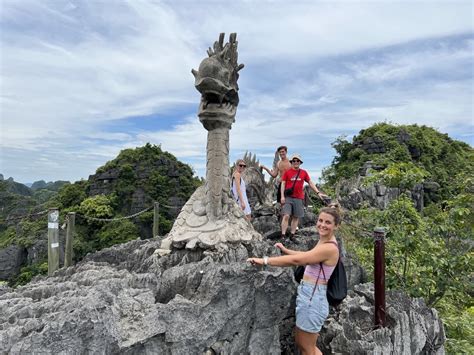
[323,257,347,307]
[294,241,348,307]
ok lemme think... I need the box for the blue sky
[1,0,473,184]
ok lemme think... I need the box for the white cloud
[1,0,472,183]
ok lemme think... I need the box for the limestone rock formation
[336,161,424,211]
[0,231,445,354]
[320,283,446,354]
[0,245,27,280]
[0,237,294,354]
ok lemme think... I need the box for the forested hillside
[0,144,201,286]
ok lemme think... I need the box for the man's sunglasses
[238,164,247,167]
[291,160,301,163]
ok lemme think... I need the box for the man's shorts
[276,183,282,203]
[282,197,305,218]
[295,281,329,333]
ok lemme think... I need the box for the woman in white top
[232,159,251,220]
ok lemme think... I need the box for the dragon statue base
[160,185,261,251]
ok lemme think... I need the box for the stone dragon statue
[160,33,261,251]
[192,32,244,220]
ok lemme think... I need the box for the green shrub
[10,262,48,287]
[0,227,16,248]
[96,219,139,249]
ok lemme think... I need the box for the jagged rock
[0,245,27,280]
[0,237,294,354]
[320,283,445,354]
[337,176,424,211]
[252,214,280,239]
[0,284,11,296]
[0,231,444,354]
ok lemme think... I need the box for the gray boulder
[320,283,445,354]
[0,244,27,280]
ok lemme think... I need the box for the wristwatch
[263,256,269,266]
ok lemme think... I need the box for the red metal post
[374,227,386,328]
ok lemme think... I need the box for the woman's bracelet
[263,256,269,266]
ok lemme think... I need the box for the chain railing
[3,200,184,274]
[5,209,49,222]
[75,205,154,222]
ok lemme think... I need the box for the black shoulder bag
[284,169,301,197]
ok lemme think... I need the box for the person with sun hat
[280,153,327,242]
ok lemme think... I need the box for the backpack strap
[309,240,339,301]
[291,169,301,189]
[309,266,321,302]
[321,240,339,281]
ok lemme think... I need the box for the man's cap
[290,154,303,163]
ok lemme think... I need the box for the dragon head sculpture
[192,33,244,130]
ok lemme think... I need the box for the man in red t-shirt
[280,154,327,242]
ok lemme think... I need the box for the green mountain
[0,176,32,197]
[0,144,202,284]
[324,122,473,202]
[31,180,70,192]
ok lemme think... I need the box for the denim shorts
[295,281,329,333]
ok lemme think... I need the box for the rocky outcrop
[87,157,187,216]
[0,237,294,354]
[0,245,27,280]
[337,161,424,211]
[0,230,444,354]
[320,283,445,354]
[0,232,66,282]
